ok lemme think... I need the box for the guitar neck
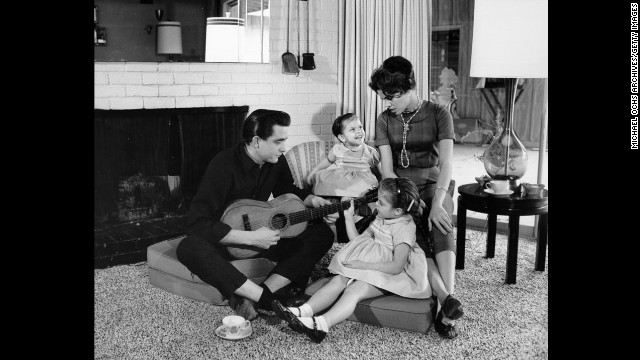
[288,196,371,225]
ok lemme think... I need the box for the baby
[307,113,381,199]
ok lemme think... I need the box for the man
[177,109,336,320]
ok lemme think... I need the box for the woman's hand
[342,260,371,270]
[428,203,453,235]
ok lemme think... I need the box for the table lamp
[157,21,183,62]
[470,0,548,190]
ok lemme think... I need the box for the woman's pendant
[400,148,410,168]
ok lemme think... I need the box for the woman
[368,56,463,339]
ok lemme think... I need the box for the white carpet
[94,228,548,360]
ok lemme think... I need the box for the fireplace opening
[94,106,248,268]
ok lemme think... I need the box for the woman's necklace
[399,99,423,168]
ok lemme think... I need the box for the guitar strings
[245,199,360,229]
[241,197,373,230]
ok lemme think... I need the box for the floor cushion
[305,276,436,334]
[147,236,276,305]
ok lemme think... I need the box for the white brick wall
[94,0,339,149]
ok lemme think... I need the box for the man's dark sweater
[187,142,312,244]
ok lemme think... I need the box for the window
[429,27,460,95]
[93,0,269,63]
[205,0,270,63]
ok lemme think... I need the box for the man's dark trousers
[176,221,334,300]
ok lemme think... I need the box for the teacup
[487,180,510,194]
[222,315,251,335]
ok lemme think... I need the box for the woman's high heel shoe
[434,310,458,339]
[442,294,464,320]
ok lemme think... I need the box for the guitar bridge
[242,214,251,231]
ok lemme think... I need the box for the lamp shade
[157,21,183,55]
[470,0,548,78]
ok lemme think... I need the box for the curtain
[337,0,432,141]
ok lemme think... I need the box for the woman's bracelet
[436,186,448,193]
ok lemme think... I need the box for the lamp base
[480,78,529,189]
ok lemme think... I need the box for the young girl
[307,113,381,199]
[272,178,462,343]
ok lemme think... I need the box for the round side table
[455,183,548,284]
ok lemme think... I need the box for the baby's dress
[312,143,380,197]
[327,214,432,298]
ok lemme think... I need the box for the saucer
[215,324,252,341]
[484,188,513,196]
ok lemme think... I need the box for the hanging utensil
[301,0,315,70]
[282,0,299,75]
[297,0,302,68]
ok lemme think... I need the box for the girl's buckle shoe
[271,300,307,334]
[272,300,326,343]
[305,317,327,343]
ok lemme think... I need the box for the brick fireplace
[94,106,248,268]
[93,0,341,268]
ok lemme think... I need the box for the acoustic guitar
[221,189,378,259]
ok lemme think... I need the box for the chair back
[284,141,334,190]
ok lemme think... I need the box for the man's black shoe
[229,295,258,321]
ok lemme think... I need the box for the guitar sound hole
[270,213,288,230]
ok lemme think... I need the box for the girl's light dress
[327,214,432,298]
[311,143,380,197]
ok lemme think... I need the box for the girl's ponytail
[379,177,433,255]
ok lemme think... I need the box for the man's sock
[287,303,313,317]
[298,316,329,332]
[257,283,275,309]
